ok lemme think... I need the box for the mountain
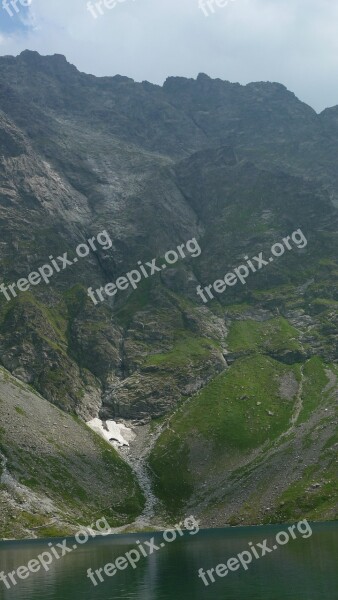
[0,50,336,537]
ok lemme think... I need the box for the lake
[0,521,336,600]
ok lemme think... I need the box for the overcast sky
[0,0,337,112]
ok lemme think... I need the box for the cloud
[0,0,32,33]
[0,0,337,111]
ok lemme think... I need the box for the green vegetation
[149,355,300,515]
[269,457,338,523]
[227,317,301,353]
[149,433,194,516]
[145,335,219,368]
[0,292,68,351]
[113,278,153,327]
[63,284,89,319]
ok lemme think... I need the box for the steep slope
[149,323,338,525]
[0,366,144,539]
[0,51,337,536]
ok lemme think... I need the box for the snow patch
[87,418,135,448]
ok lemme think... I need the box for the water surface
[0,521,336,600]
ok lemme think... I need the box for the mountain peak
[19,49,67,62]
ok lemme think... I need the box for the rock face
[0,51,337,534]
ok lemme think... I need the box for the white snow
[87,418,135,448]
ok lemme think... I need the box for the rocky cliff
[0,51,337,536]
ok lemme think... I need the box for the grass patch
[148,432,194,516]
[227,317,301,354]
[145,335,219,368]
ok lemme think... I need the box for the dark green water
[0,522,336,600]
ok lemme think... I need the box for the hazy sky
[0,0,337,112]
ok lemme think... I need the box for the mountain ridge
[0,51,337,537]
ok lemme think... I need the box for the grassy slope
[148,312,338,523]
[149,354,300,514]
[227,317,302,353]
